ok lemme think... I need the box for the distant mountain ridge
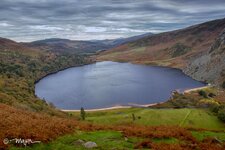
[24,33,153,54]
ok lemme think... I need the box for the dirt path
[179,109,192,127]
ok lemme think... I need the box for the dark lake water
[35,61,206,109]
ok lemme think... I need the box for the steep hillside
[184,29,225,85]
[0,37,89,113]
[24,33,153,54]
[97,18,225,85]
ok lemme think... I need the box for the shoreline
[61,85,210,112]
[34,62,91,84]
[61,103,161,112]
[35,60,210,112]
[183,85,210,93]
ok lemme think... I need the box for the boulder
[83,141,98,149]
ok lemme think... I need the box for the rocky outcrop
[184,28,225,86]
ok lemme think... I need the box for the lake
[35,61,206,109]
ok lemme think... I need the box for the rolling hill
[97,18,225,86]
[23,33,153,54]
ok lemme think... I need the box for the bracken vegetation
[0,104,78,149]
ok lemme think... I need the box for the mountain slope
[184,28,225,85]
[0,37,89,113]
[24,33,153,54]
[97,18,225,85]
[97,18,225,66]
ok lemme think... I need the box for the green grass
[10,131,143,150]
[71,108,225,130]
[9,130,225,150]
[9,125,225,150]
[182,109,224,129]
[192,131,225,141]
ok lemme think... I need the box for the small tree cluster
[198,90,208,98]
[209,104,225,123]
[80,107,86,120]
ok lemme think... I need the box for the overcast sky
[0,0,225,42]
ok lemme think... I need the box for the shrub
[80,107,86,120]
[208,93,216,98]
[222,81,225,89]
[198,99,219,108]
[132,113,136,121]
[218,109,225,122]
[198,90,208,98]
[209,103,220,113]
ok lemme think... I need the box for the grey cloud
[0,0,225,41]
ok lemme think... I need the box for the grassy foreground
[10,130,225,150]
[70,108,225,130]
[10,131,142,150]
[10,108,225,150]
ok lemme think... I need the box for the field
[70,108,225,130]
[10,130,225,150]
[10,131,143,150]
[9,108,225,150]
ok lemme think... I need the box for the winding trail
[179,109,192,127]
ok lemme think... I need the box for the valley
[0,18,225,150]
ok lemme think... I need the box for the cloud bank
[0,0,225,42]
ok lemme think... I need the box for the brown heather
[0,104,224,149]
[0,104,78,149]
